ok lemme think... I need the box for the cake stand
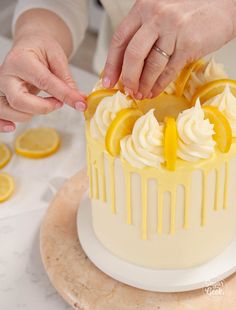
[40,169,236,310]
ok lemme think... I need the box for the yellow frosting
[90,91,133,141]
[204,85,236,137]
[177,100,215,162]
[120,109,164,168]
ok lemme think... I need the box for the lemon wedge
[84,89,118,120]
[0,144,11,169]
[0,173,15,203]
[15,128,60,159]
[164,117,178,171]
[105,108,143,156]
[176,59,205,97]
[202,106,232,153]
[192,79,236,105]
[136,93,190,122]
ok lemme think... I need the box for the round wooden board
[40,169,236,310]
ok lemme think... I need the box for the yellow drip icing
[99,154,106,202]
[86,124,236,237]
[223,161,229,209]
[108,156,116,214]
[86,146,93,198]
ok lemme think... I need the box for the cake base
[78,192,236,293]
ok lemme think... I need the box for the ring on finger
[153,44,171,60]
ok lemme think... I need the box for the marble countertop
[0,35,97,310]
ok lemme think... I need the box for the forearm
[14,8,73,57]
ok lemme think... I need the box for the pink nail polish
[102,76,111,88]
[124,87,133,96]
[75,101,86,111]
[3,125,15,132]
[135,92,143,100]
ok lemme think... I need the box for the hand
[103,0,236,99]
[0,33,86,132]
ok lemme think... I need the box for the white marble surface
[0,35,97,309]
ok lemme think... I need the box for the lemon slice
[202,106,232,153]
[176,59,205,97]
[192,79,236,104]
[0,173,15,203]
[164,117,178,171]
[84,89,118,120]
[136,93,190,122]
[105,108,143,156]
[0,144,11,169]
[15,128,60,159]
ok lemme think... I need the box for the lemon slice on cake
[0,173,15,203]
[105,108,143,156]
[15,128,60,159]
[202,106,232,153]
[175,59,205,97]
[164,117,178,171]
[0,144,11,169]
[85,89,118,120]
[192,79,236,104]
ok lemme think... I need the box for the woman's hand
[103,0,236,99]
[0,10,86,132]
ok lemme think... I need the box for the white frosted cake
[85,58,236,269]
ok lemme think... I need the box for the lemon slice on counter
[84,89,118,120]
[175,59,205,97]
[202,106,232,153]
[0,173,15,203]
[136,93,190,122]
[105,108,143,156]
[192,79,236,105]
[164,117,178,171]
[15,128,60,159]
[0,144,12,169]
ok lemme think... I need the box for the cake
[85,58,236,269]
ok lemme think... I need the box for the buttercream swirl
[120,109,164,168]
[184,58,228,100]
[90,91,133,141]
[204,85,236,136]
[177,100,215,162]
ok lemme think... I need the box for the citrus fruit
[192,79,236,105]
[164,117,178,171]
[0,144,11,169]
[202,106,232,153]
[15,128,60,159]
[105,108,143,156]
[0,173,15,203]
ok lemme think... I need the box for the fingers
[121,21,159,97]
[103,5,141,88]
[12,57,86,110]
[138,34,176,98]
[0,95,32,122]
[0,119,15,132]
[152,51,186,96]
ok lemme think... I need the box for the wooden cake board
[40,169,236,310]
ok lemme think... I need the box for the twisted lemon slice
[192,79,236,104]
[85,89,118,120]
[105,108,143,156]
[202,106,232,153]
[175,59,205,97]
[0,173,15,203]
[0,144,11,169]
[15,128,60,159]
[164,117,178,171]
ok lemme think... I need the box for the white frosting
[177,100,215,162]
[120,110,164,168]
[184,58,228,100]
[204,85,236,136]
[90,91,133,141]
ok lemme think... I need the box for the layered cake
[85,58,236,269]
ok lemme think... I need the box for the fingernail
[148,92,153,99]
[3,125,15,132]
[75,101,86,112]
[135,92,143,100]
[124,87,133,96]
[102,76,111,88]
